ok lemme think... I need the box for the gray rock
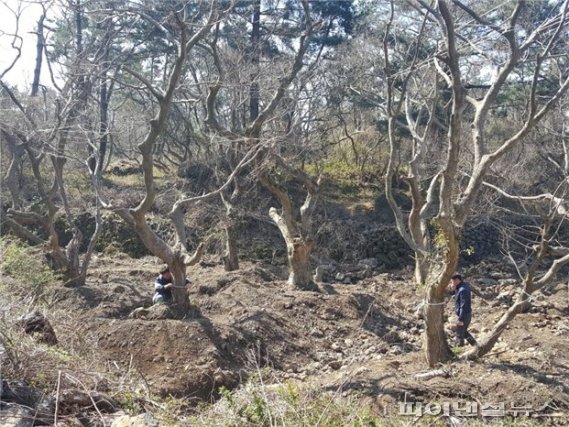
[1,381,54,425]
[311,328,324,338]
[335,272,345,282]
[498,278,517,286]
[0,404,34,427]
[389,345,404,355]
[358,258,379,269]
[497,291,513,301]
[111,414,159,427]
[328,360,342,370]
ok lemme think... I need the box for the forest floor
[1,252,569,426]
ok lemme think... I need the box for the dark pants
[456,313,477,346]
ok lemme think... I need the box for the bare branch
[184,243,205,266]
[122,66,165,101]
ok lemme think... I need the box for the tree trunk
[249,0,261,122]
[424,294,453,366]
[424,219,460,366]
[287,239,318,291]
[223,220,239,271]
[415,254,428,286]
[169,255,190,314]
[221,193,240,272]
[2,130,25,209]
[62,230,83,286]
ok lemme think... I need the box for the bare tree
[378,0,569,365]
[98,3,228,314]
[463,180,569,359]
[0,0,105,286]
[201,0,326,289]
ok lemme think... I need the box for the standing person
[451,273,477,347]
[152,265,191,304]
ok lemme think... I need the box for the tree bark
[223,220,239,271]
[2,130,25,209]
[169,254,190,314]
[268,206,318,291]
[424,216,460,366]
[424,298,453,366]
[221,191,240,271]
[414,255,428,286]
[287,238,317,291]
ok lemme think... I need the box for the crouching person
[152,265,192,305]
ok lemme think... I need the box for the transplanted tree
[451,96,569,359]
[91,1,269,314]
[201,0,356,290]
[375,0,569,365]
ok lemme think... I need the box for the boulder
[17,311,57,345]
[129,304,174,320]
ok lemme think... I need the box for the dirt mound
[92,317,238,400]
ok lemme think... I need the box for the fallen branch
[413,368,451,380]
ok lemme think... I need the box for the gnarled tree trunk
[423,215,460,366]
[263,167,320,292]
[287,238,316,290]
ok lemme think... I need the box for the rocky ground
[1,253,568,426]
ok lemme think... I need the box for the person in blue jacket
[152,265,191,304]
[451,273,477,347]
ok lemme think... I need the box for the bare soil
[3,253,569,425]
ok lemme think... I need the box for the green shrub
[0,239,57,300]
